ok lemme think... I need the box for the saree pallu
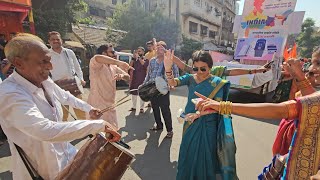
[282,93,320,179]
[210,66,227,79]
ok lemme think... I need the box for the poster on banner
[234,37,284,60]
[239,0,297,38]
[249,29,285,38]
[233,12,305,35]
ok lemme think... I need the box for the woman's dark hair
[191,50,213,68]
[97,44,113,55]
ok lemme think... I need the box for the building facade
[84,0,239,50]
[144,0,239,50]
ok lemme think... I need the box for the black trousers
[150,92,173,132]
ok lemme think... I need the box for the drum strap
[14,143,44,180]
[64,50,76,77]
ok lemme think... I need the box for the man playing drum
[48,31,86,121]
[144,41,179,138]
[0,33,121,180]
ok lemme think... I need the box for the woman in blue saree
[164,50,237,180]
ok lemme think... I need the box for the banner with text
[234,37,284,60]
[239,0,297,38]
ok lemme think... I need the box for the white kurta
[49,48,84,81]
[0,71,106,180]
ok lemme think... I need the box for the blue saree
[175,74,237,180]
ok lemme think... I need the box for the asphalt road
[0,87,279,180]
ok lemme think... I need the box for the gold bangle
[219,101,233,115]
[225,101,232,115]
[296,78,312,90]
[219,101,224,114]
[283,100,298,120]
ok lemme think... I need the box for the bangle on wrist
[295,78,312,90]
[219,101,232,115]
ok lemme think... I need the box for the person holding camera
[129,47,149,113]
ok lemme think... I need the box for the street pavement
[0,86,279,180]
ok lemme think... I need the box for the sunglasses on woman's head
[193,67,207,72]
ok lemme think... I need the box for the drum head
[155,77,168,95]
[74,76,84,94]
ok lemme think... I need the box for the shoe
[139,109,144,113]
[165,131,173,138]
[150,126,163,131]
[129,108,136,111]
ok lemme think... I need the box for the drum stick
[102,133,131,149]
[101,99,130,113]
[128,89,138,92]
[116,94,129,103]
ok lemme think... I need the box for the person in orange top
[144,40,157,61]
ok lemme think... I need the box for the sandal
[139,109,144,113]
[150,126,163,131]
[129,108,136,111]
[165,131,173,138]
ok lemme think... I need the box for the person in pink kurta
[87,44,131,129]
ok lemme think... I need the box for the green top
[210,66,227,79]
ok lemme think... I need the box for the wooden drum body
[54,76,84,97]
[56,133,135,180]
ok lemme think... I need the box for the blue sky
[237,0,320,26]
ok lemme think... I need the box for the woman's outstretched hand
[194,92,219,115]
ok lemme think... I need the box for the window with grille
[189,21,198,34]
[209,31,217,38]
[201,25,208,36]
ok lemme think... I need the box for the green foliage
[32,0,88,41]
[33,9,68,41]
[151,11,180,49]
[106,1,179,50]
[105,28,127,47]
[297,18,320,58]
[78,17,95,25]
[179,35,203,60]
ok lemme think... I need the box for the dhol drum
[56,133,135,180]
[138,77,168,102]
[54,76,84,96]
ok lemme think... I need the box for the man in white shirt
[48,31,87,121]
[0,33,121,180]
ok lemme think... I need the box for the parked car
[115,51,133,87]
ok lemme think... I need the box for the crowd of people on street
[0,31,319,180]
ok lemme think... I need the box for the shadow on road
[119,107,154,142]
[0,170,12,180]
[0,141,11,158]
[119,107,177,180]
[132,132,177,180]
